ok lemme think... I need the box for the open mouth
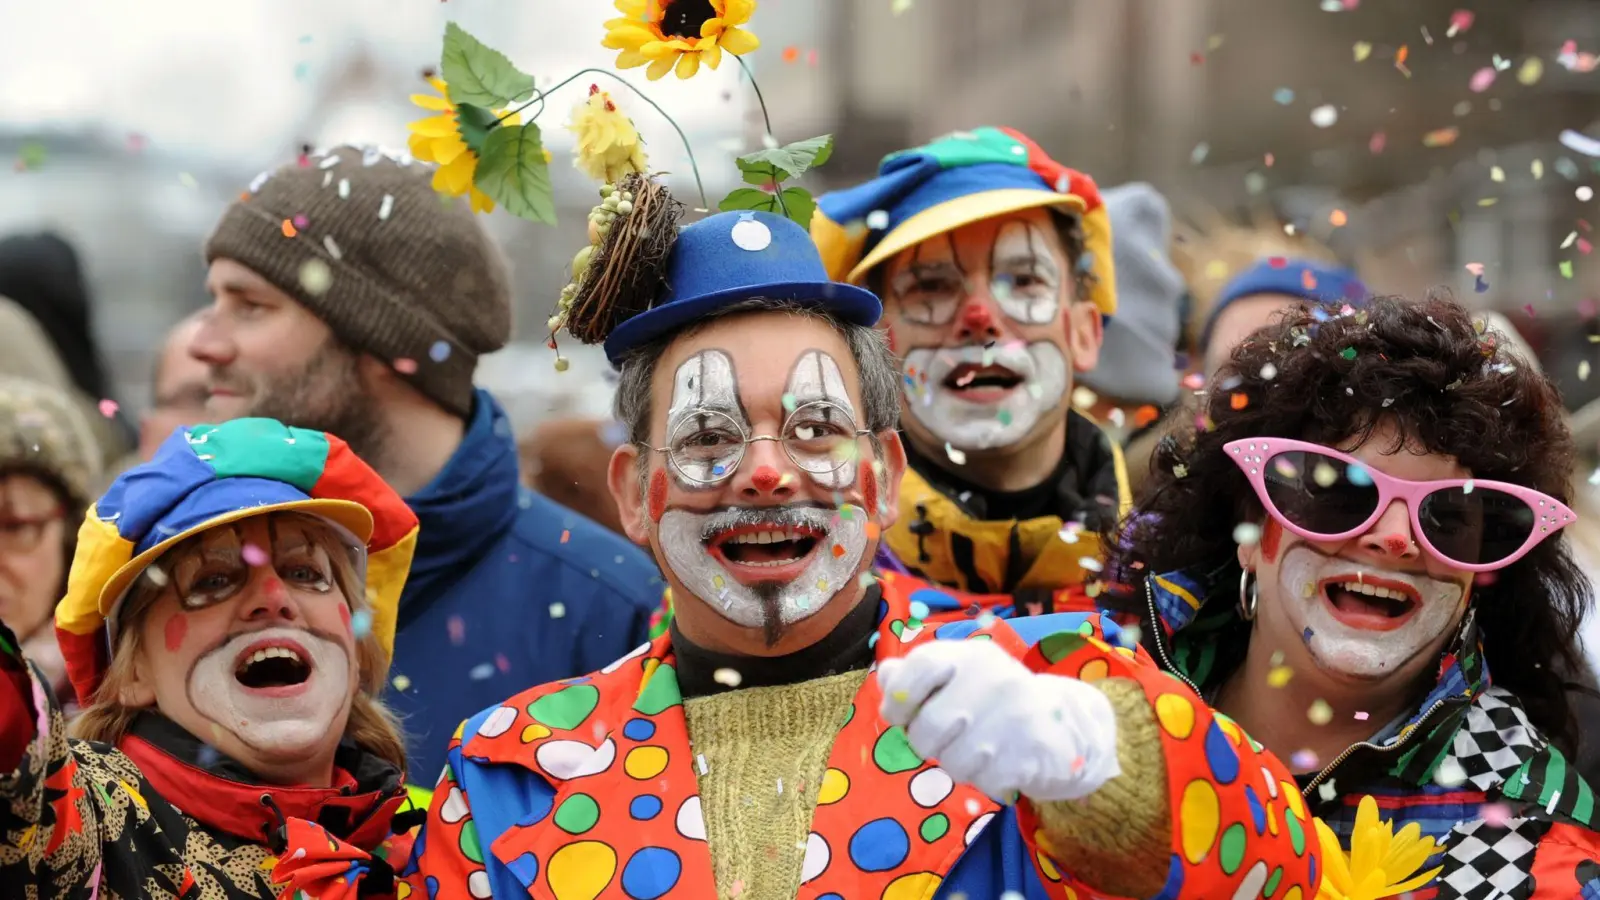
[708,525,824,576]
[942,363,1023,396]
[233,641,313,691]
[1317,575,1420,632]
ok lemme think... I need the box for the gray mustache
[698,506,836,542]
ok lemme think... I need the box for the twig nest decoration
[553,172,685,347]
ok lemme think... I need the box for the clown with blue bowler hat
[811,127,1134,621]
[406,130,1321,899]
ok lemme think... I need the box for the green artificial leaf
[475,123,556,225]
[441,22,535,108]
[718,187,778,213]
[778,187,817,229]
[454,102,500,155]
[734,134,835,184]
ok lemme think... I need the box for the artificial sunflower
[1313,797,1444,900]
[407,77,521,213]
[602,0,761,81]
[567,86,649,183]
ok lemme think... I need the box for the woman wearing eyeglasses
[0,377,101,706]
[1107,293,1600,895]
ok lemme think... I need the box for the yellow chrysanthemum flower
[407,77,522,214]
[566,86,649,184]
[602,0,761,81]
[1314,797,1444,900]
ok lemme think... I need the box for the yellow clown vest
[885,412,1131,597]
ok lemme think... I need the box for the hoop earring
[1238,569,1259,622]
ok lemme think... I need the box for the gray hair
[612,299,901,450]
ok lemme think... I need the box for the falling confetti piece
[1329,209,1347,227]
[549,602,567,618]
[179,172,199,189]
[1290,749,1319,769]
[1078,557,1104,573]
[281,219,298,238]
[1071,385,1099,409]
[1517,56,1544,85]
[1230,392,1249,410]
[351,609,373,638]
[559,529,570,544]
[1423,127,1460,148]
[298,259,332,296]
[1272,87,1295,105]
[1532,159,1545,179]
[392,674,412,691]
[1368,131,1387,154]
[944,443,967,465]
[378,194,395,220]
[241,543,268,566]
[1353,710,1369,721]
[97,398,120,417]
[1480,802,1512,826]
[1267,666,1293,688]
[1469,67,1496,92]
[1561,261,1575,279]
[393,358,418,374]
[1190,142,1210,165]
[1339,346,1357,360]
[781,46,800,63]
[1581,361,1591,381]
[713,668,743,687]
[1434,757,1468,787]
[429,340,452,362]
[1318,782,1339,802]
[1310,104,1338,128]
[865,210,890,230]
[469,662,495,680]
[1352,41,1372,62]
[891,0,913,14]
[1233,522,1262,546]
[1578,186,1594,202]
[1395,44,1409,72]
[1560,130,1600,158]
[1307,699,1334,725]
[1490,166,1505,182]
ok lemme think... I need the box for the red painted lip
[1316,573,1421,632]
[232,636,314,698]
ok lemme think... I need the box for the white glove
[877,639,1122,802]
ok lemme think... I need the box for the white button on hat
[730,217,773,252]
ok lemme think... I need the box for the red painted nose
[751,465,781,492]
[960,301,995,333]
[1382,535,1411,556]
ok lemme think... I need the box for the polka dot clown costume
[402,164,1321,898]
[813,127,1134,614]
[0,418,420,900]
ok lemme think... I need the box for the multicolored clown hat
[811,126,1117,316]
[54,418,419,704]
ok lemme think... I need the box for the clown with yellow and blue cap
[813,127,1131,608]
[0,416,424,899]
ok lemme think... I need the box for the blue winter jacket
[386,390,666,783]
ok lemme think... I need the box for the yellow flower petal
[615,48,650,69]
[408,113,460,138]
[469,185,496,214]
[722,0,755,25]
[614,0,648,16]
[428,76,450,96]
[646,54,677,80]
[410,93,453,112]
[1385,865,1445,896]
[1313,817,1354,892]
[700,17,726,38]
[437,153,476,195]
[701,41,724,69]
[675,51,701,79]
[431,137,468,166]
[719,26,759,55]
[642,38,694,57]
[602,21,658,50]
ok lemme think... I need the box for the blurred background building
[1,0,1596,427]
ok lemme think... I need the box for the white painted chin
[188,627,352,758]
[902,342,1067,451]
[1275,545,1466,681]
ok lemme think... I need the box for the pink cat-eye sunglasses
[1225,437,1575,571]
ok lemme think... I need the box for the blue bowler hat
[603,210,882,364]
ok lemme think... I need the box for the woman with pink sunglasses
[1108,293,1600,896]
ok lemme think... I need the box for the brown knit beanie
[204,145,513,419]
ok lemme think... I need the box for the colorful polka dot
[546,841,616,900]
[848,818,910,871]
[625,746,670,780]
[622,717,656,741]
[1180,779,1220,864]
[908,767,953,807]
[628,795,662,821]
[872,727,923,774]
[520,723,551,743]
[619,846,680,899]
[1264,866,1284,897]
[1033,846,1061,881]
[1077,658,1109,682]
[633,662,681,715]
[529,683,600,730]
[817,768,850,805]
[801,832,831,883]
[476,706,517,738]
[554,794,600,835]
[881,872,941,900]
[1286,808,1306,855]
[459,820,484,864]
[675,796,705,841]
[1230,861,1269,900]
[1218,823,1247,875]
[1283,886,1303,900]
[1204,720,1241,784]
[919,813,949,842]
[1156,693,1195,739]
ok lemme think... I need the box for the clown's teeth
[727,529,803,544]
[245,647,305,667]
[1333,581,1410,602]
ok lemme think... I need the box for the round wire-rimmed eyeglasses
[644,400,872,485]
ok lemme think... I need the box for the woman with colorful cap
[0,417,421,899]
[0,377,101,705]
[1107,294,1600,895]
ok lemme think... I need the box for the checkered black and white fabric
[1451,687,1544,791]
[1436,817,1548,899]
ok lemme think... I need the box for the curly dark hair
[1108,291,1589,750]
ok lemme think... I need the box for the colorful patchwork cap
[54,418,419,704]
[812,126,1117,316]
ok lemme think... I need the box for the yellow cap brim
[98,498,374,621]
[846,189,1087,284]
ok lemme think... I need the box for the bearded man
[813,128,1125,617]
[408,200,1320,899]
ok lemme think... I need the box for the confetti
[891,0,914,14]
[1353,710,1370,721]
[1272,87,1295,105]
[559,529,571,544]
[1328,209,1347,228]
[781,45,800,63]
[1339,346,1357,360]
[298,259,333,296]
[391,674,412,691]
[1317,781,1339,802]
[1561,261,1575,279]
[1071,385,1099,409]
[1368,131,1387,154]
[1307,699,1334,725]
[865,210,890,230]
[1581,361,1591,381]
[1267,666,1293,688]
[1230,392,1249,410]
[281,219,298,238]
[944,443,967,465]
[350,609,373,638]
[378,194,395,220]
[1190,142,1210,165]
[1352,41,1372,62]
[1433,757,1468,787]
[549,602,567,619]
[1233,522,1262,546]
[241,543,269,566]
[1558,129,1600,158]
[97,398,120,417]
[469,662,495,680]
[1423,127,1460,148]
[1310,105,1338,128]
[1480,802,1512,827]
[429,340,452,362]
[1346,464,1373,487]
[1447,9,1474,36]
[394,358,418,374]
[713,667,743,687]
[1290,749,1319,770]
[1517,57,1544,85]
[1078,557,1104,574]
[1469,67,1496,92]
[1578,186,1594,202]
[447,615,465,645]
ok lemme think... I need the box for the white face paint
[188,625,351,756]
[785,350,858,491]
[988,219,1063,324]
[665,349,745,487]
[658,505,869,639]
[901,341,1068,451]
[1274,544,1467,680]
